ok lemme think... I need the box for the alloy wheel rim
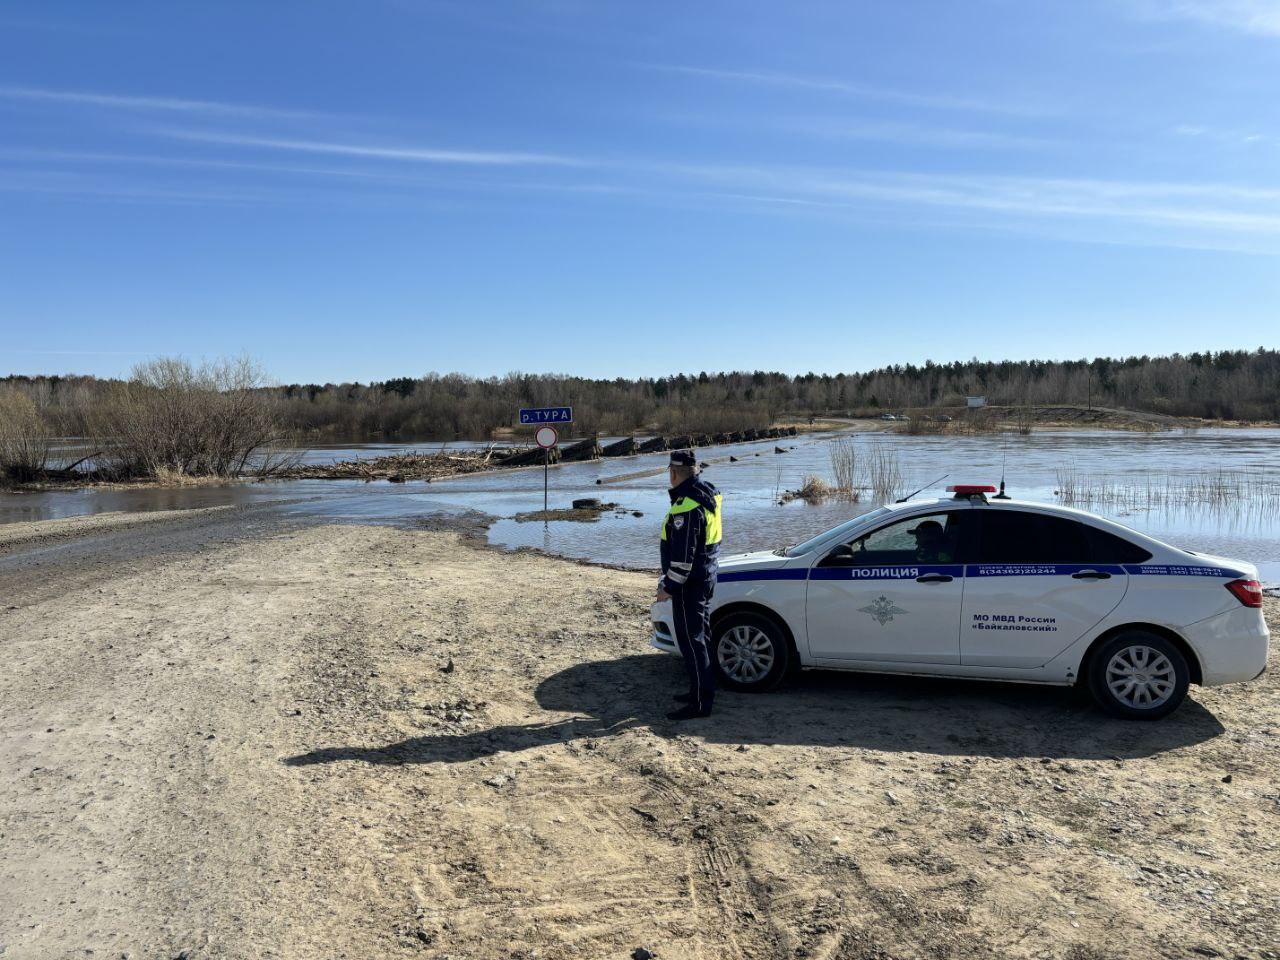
[1105,644,1176,709]
[718,625,776,683]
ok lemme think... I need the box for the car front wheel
[1088,631,1190,720]
[712,612,790,693]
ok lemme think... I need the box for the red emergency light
[947,484,997,495]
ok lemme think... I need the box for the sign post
[534,425,558,512]
[521,407,573,513]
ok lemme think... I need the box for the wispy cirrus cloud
[1132,0,1280,36]
[15,142,1279,247]
[0,84,322,120]
[0,176,268,206]
[780,117,1051,151]
[645,64,1043,116]
[665,163,1280,246]
[0,147,431,183]
[162,129,589,167]
[1173,123,1275,145]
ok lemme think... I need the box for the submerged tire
[712,612,790,693]
[1088,631,1190,720]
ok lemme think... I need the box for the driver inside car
[909,519,952,563]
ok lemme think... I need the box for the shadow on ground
[284,652,1226,769]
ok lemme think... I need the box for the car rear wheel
[712,612,790,693]
[1088,631,1190,720]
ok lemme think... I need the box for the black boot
[666,702,713,721]
[673,691,695,703]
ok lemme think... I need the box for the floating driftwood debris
[280,449,510,482]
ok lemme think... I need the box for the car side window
[976,512,1083,563]
[821,511,971,567]
[975,511,1151,564]
[1083,526,1153,563]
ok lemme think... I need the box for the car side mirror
[823,543,855,566]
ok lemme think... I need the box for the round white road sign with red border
[535,425,559,448]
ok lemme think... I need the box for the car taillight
[1225,579,1263,608]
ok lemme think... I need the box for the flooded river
[5,428,1279,584]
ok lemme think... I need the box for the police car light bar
[947,484,997,495]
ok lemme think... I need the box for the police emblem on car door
[858,595,907,626]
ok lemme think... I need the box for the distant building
[966,395,986,408]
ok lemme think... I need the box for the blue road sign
[519,406,573,425]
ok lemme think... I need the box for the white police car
[651,485,1269,719]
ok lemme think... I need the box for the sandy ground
[0,505,240,550]
[1,511,1277,960]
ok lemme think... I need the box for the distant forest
[5,349,1277,440]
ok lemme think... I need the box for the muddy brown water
[6,428,1280,584]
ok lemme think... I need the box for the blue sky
[2,0,1278,383]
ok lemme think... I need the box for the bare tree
[90,356,295,479]
[0,387,53,482]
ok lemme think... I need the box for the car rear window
[976,511,1152,564]
[1085,526,1153,563]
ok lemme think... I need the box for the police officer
[909,519,952,564]
[656,449,723,721]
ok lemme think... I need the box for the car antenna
[993,445,1011,499]
[896,473,949,503]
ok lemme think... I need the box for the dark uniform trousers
[672,575,716,712]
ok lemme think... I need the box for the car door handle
[1071,569,1111,580]
[916,573,953,583]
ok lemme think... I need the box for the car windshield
[779,506,892,557]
